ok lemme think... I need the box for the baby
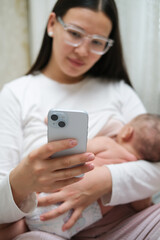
[26,113,160,239]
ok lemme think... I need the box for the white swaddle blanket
[25,193,102,239]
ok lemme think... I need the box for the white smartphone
[48,109,88,158]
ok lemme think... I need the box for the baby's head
[117,114,160,162]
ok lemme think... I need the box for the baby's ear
[121,126,134,142]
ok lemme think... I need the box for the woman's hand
[36,136,136,231]
[38,166,111,231]
[9,139,95,208]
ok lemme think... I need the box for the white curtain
[115,0,160,114]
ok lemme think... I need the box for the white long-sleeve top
[0,73,160,223]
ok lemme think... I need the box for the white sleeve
[102,161,160,205]
[0,85,37,223]
[102,82,160,205]
[0,174,37,224]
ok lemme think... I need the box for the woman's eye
[68,30,82,39]
[92,40,103,46]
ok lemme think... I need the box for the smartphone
[48,109,88,159]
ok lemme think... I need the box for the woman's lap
[13,231,65,240]
[13,203,160,240]
[72,203,160,240]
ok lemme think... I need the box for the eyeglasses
[57,16,114,55]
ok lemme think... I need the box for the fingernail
[86,153,95,161]
[69,139,77,147]
[87,163,94,170]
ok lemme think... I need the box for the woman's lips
[68,57,84,67]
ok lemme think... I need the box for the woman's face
[47,8,112,83]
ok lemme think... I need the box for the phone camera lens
[58,121,66,128]
[51,114,58,121]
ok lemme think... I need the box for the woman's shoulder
[111,80,133,92]
[3,74,37,89]
[0,74,42,104]
[87,77,133,94]
[1,73,45,97]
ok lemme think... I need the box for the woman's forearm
[0,174,37,224]
[105,160,160,206]
[37,166,112,224]
[81,166,112,200]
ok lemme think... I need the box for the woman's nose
[74,39,90,57]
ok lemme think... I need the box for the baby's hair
[131,113,160,162]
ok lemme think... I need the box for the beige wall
[0,0,30,89]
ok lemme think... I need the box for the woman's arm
[0,84,94,226]
[0,139,94,225]
[105,160,160,205]
[38,165,111,230]
[88,137,153,211]
[37,83,160,229]
[104,82,160,205]
[10,140,94,209]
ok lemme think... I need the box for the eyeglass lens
[64,27,109,53]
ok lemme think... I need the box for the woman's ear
[121,125,134,142]
[47,12,56,37]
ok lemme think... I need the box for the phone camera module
[58,121,66,128]
[51,114,58,121]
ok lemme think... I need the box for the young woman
[1,0,160,239]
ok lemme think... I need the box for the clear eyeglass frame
[57,16,114,55]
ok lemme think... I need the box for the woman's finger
[29,139,78,161]
[38,193,62,207]
[50,152,95,171]
[48,177,83,193]
[62,208,83,231]
[43,163,94,192]
[40,201,71,221]
[50,162,94,181]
